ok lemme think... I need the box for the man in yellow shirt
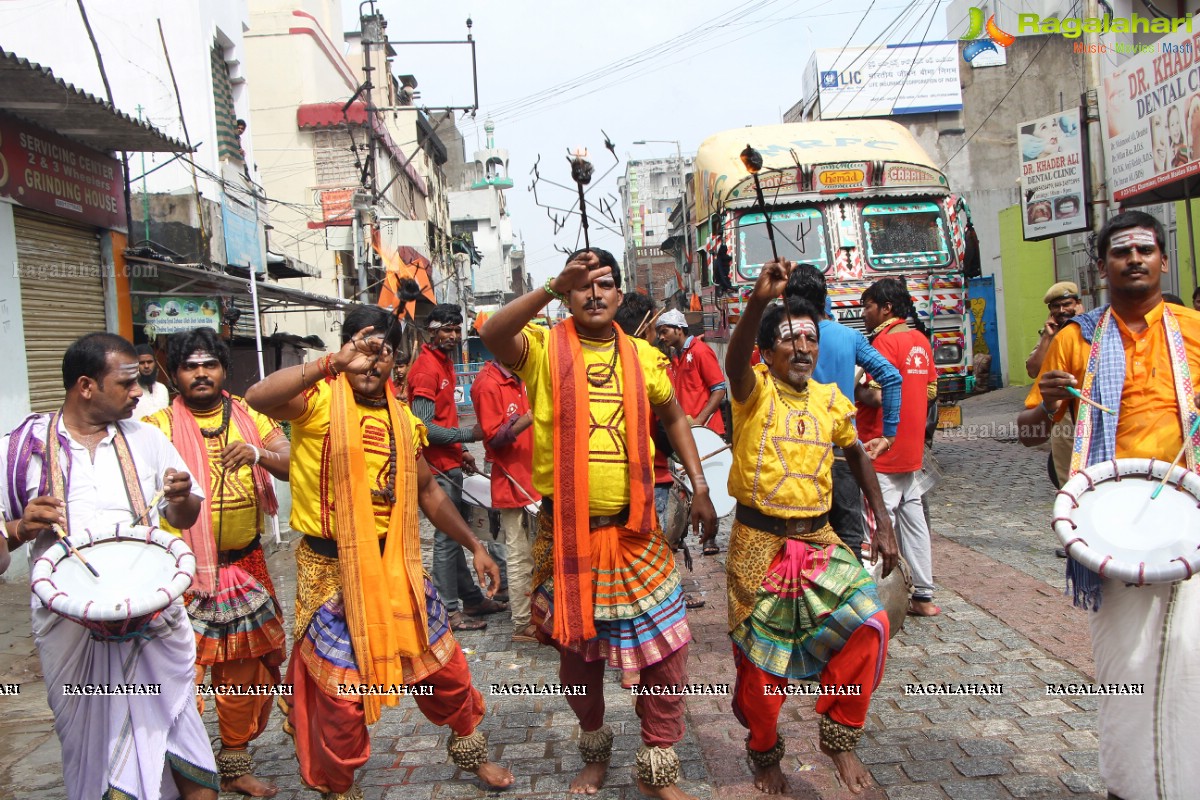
[1019,210,1200,800]
[144,328,290,798]
[246,306,509,800]
[482,249,717,800]
[725,258,898,796]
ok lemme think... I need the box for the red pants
[286,643,485,793]
[558,643,688,747]
[732,612,888,752]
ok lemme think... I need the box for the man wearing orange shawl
[246,306,511,800]
[143,328,290,798]
[482,249,717,800]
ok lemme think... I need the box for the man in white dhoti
[2,332,217,800]
[1019,210,1200,800]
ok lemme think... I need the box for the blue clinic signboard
[221,191,264,273]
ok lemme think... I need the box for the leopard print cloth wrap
[726,520,844,631]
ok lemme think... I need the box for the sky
[354,0,955,286]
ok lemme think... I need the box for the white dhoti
[34,598,218,800]
[1089,577,1200,800]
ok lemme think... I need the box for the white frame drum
[1052,458,1200,585]
[681,425,736,518]
[30,523,196,638]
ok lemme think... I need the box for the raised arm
[481,252,612,364]
[246,333,381,420]
[726,258,793,402]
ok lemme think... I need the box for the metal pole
[676,140,690,303]
[354,215,369,302]
[247,272,266,381]
[1082,0,1109,307]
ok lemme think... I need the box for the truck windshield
[862,202,951,270]
[737,208,828,279]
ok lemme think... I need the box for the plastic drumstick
[131,489,166,527]
[52,524,100,578]
[1065,386,1116,416]
[1151,415,1200,499]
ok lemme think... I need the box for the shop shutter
[15,209,107,412]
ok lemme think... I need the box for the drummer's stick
[1151,415,1200,499]
[51,523,100,578]
[130,489,166,528]
[428,464,493,510]
[633,308,654,339]
[493,461,541,507]
[1065,386,1116,416]
[699,443,731,463]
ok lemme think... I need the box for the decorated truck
[692,121,975,398]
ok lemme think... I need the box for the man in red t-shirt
[857,278,940,617]
[471,360,541,643]
[655,310,727,436]
[409,305,505,630]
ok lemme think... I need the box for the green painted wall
[1172,199,1199,304]
[999,205,1055,387]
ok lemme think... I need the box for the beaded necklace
[199,396,232,439]
[353,391,389,409]
[371,422,398,505]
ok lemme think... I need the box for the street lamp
[632,140,689,302]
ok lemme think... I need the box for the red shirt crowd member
[408,305,504,629]
[655,309,727,436]
[857,278,939,616]
[471,361,541,643]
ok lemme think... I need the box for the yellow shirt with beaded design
[143,396,284,550]
[509,322,675,515]
[730,364,858,518]
[288,379,428,539]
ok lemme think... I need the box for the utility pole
[1082,0,1109,307]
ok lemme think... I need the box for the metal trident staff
[569,148,597,301]
[741,144,799,358]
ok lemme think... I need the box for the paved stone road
[0,387,1111,799]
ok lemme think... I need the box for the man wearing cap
[656,309,727,437]
[1027,281,1083,557]
[1026,282,1083,380]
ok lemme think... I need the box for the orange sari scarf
[547,319,655,645]
[328,375,426,724]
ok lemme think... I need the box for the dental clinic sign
[1100,24,1200,201]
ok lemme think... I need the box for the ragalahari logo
[961,7,1015,62]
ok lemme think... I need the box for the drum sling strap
[1067,305,1199,609]
[45,411,149,535]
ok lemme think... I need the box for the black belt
[735,503,828,537]
[218,535,261,565]
[541,498,630,530]
[302,534,386,558]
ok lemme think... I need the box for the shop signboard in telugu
[1101,28,1200,202]
[814,42,963,119]
[1018,108,1089,240]
[0,112,126,230]
[141,296,220,337]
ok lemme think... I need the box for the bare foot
[636,777,698,799]
[907,599,941,617]
[570,761,608,794]
[820,743,874,794]
[751,762,789,794]
[221,773,279,797]
[471,761,514,789]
